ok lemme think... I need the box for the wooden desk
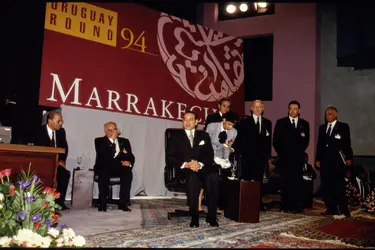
[0,144,65,189]
[222,178,260,223]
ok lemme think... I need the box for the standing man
[204,98,231,130]
[273,100,310,213]
[166,111,220,227]
[35,111,70,210]
[316,106,352,217]
[236,100,272,210]
[94,122,135,212]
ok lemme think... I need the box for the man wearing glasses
[35,111,70,210]
[93,122,135,212]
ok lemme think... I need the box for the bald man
[236,100,272,210]
[94,122,135,212]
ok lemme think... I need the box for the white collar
[46,124,54,136]
[185,129,195,136]
[328,120,337,128]
[289,116,298,123]
[219,111,223,117]
[252,113,261,121]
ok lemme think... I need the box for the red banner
[39,3,244,123]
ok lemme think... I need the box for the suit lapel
[330,122,339,137]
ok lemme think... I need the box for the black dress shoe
[126,201,131,206]
[98,204,107,212]
[60,205,70,211]
[206,217,219,227]
[118,204,131,211]
[190,215,199,228]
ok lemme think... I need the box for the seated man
[35,111,70,210]
[166,111,220,227]
[94,121,135,212]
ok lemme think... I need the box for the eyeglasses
[57,120,64,125]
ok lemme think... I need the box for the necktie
[327,124,332,136]
[256,117,260,134]
[292,119,296,128]
[112,140,116,157]
[189,130,194,147]
[51,131,56,147]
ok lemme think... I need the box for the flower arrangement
[0,166,85,247]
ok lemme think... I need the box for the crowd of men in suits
[191,97,355,224]
[1,94,363,227]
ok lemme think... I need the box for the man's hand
[58,160,66,168]
[121,161,131,167]
[315,161,320,169]
[189,160,201,172]
[345,159,352,166]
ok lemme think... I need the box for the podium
[0,144,65,189]
[222,178,260,223]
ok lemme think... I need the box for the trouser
[98,167,133,205]
[55,165,71,207]
[184,168,219,220]
[321,168,348,214]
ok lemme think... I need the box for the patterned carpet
[85,199,375,248]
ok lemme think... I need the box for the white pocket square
[199,140,205,146]
[335,134,341,139]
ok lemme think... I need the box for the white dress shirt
[108,137,120,158]
[252,114,261,133]
[181,129,203,169]
[46,125,56,147]
[289,116,298,128]
[326,120,337,135]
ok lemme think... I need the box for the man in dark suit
[204,98,231,130]
[236,100,272,210]
[166,111,219,227]
[35,111,70,210]
[273,100,310,213]
[94,121,135,212]
[315,106,352,217]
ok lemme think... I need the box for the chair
[164,128,208,220]
[91,170,122,206]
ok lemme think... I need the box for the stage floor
[58,198,375,248]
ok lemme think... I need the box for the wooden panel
[223,179,260,223]
[0,150,58,189]
[0,144,65,154]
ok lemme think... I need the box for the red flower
[54,192,61,199]
[3,169,11,177]
[51,211,55,215]
[9,186,15,195]
[34,222,41,229]
[53,215,58,222]
[43,201,49,207]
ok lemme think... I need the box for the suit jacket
[303,163,317,179]
[236,115,272,162]
[35,125,69,162]
[204,112,223,131]
[166,129,214,177]
[273,117,310,168]
[94,136,135,174]
[315,121,353,172]
[206,121,237,159]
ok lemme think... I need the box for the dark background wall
[319,4,375,156]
